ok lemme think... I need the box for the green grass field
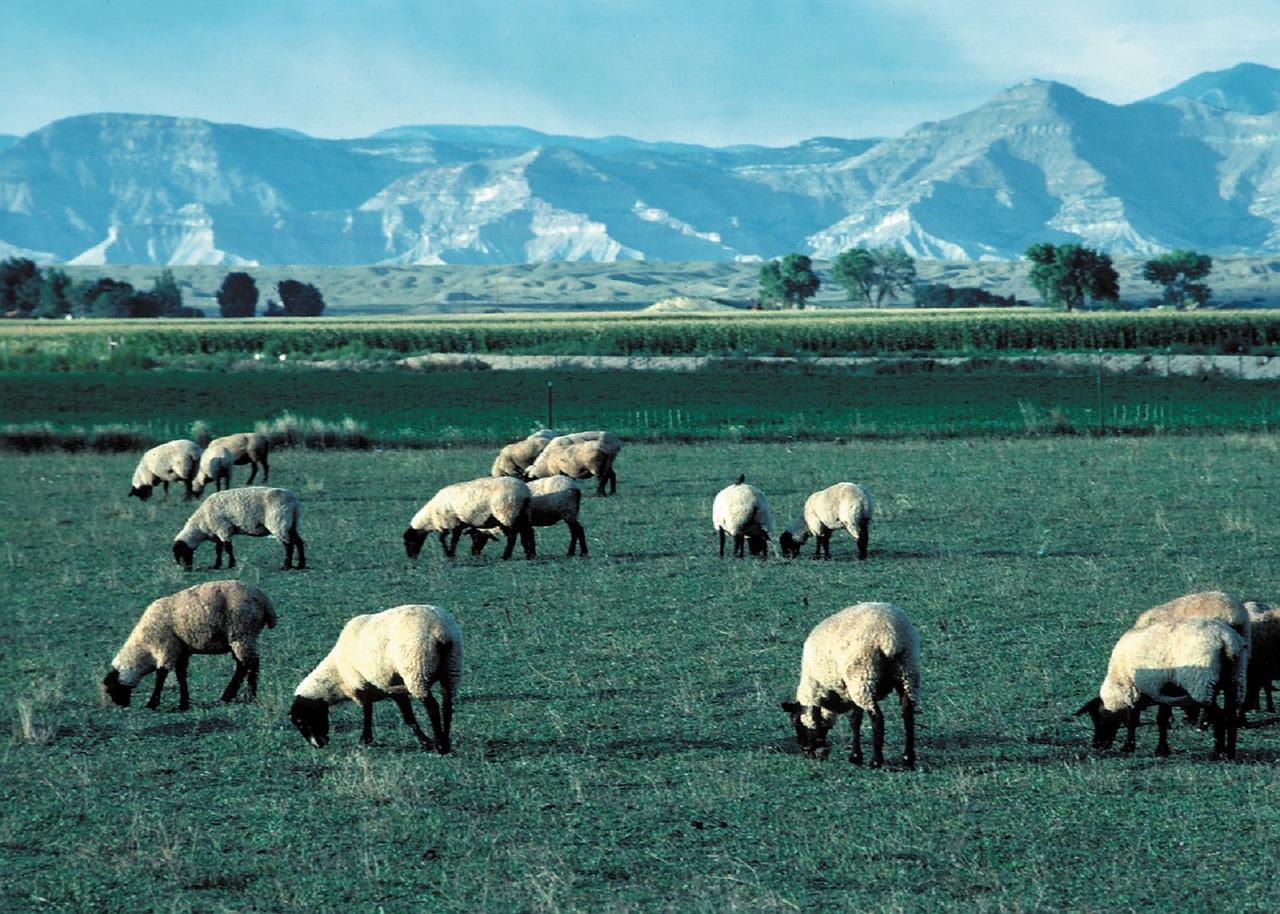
[4,435,1280,912]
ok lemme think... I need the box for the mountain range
[3,62,1280,267]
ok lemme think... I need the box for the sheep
[173,486,306,571]
[525,430,623,497]
[193,443,235,496]
[1245,601,1280,712]
[128,439,202,501]
[290,604,462,754]
[404,476,535,561]
[1076,617,1246,759]
[467,474,587,557]
[101,580,277,711]
[779,482,874,560]
[491,429,559,478]
[207,432,270,485]
[780,602,920,768]
[712,475,771,558]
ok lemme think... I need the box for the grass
[3,436,1280,912]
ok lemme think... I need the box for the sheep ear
[780,700,801,713]
[1075,697,1102,718]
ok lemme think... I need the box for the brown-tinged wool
[207,432,270,484]
[193,443,235,496]
[491,429,559,478]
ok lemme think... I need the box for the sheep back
[1134,590,1250,647]
[491,429,559,478]
[410,476,531,532]
[195,444,235,494]
[713,481,771,557]
[525,431,622,495]
[1098,618,1247,712]
[796,602,920,711]
[129,439,202,499]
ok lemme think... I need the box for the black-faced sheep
[290,604,462,754]
[173,486,306,571]
[781,601,920,768]
[208,432,270,485]
[1076,617,1246,759]
[712,475,771,558]
[525,431,622,497]
[1246,601,1280,712]
[193,443,234,497]
[101,580,277,711]
[491,429,559,478]
[404,476,535,560]
[779,482,874,560]
[467,474,586,557]
[129,439,202,501]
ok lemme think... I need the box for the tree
[1025,242,1120,311]
[217,272,259,318]
[37,268,73,318]
[150,269,183,316]
[1143,250,1212,309]
[832,246,917,306]
[277,279,326,316]
[758,254,820,309]
[0,257,42,316]
[82,278,138,318]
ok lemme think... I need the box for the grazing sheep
[208,432,270,485]
[290,604,463,754]
[404,476,535,560]
[712,475,771,558]
[1076,617,1246,759]
[779,482,874,560]
[193,443,235,496]
[173,486,306,571]
[128,439,202,501]
[525,431,623,496]
[1246,601,1280,712]
[468,474,587,557]
[101,580,276,711]
[491,429,559,478]
[781,602,920,768]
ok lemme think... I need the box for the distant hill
[3,63,1280,266]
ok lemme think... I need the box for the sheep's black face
[781,700,832,760]
[779,532,801,559]
[129,485,153,501]
[172,541,195,571]
[102,669,133,707]
[290,696,330,748]
[1075,697,1122,750]
[747,534,769,558]
[403,527,428,559]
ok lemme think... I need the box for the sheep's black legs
[1120,708,1140,752]
[174,654,192,711]
[358,697,377,745]
[567,520,587,556]
[733,533,746,557]
[857,518,871,560]
[390,693,435,751]
[260,457,268,484]
[901,691,916,769]
[421,690,452,755]
[517,522,536,559]
[718,530,727,557]
[868,707,886,768]
[146,668,169,710]
[848,706,864,765]
[1155,704,1174,756]
[284,533,306,570]
[221,655,258,702]
[245,462,258,485]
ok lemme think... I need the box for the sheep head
[779,531,803,559]
[1075,696,1124,750]
[129,484,154,501]
[781,700,833,759]
[289,695,331,748]
[101,669,133,707]
[172,541,195,571]
[403,527,428,559]
[746,533,769,558]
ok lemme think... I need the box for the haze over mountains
[3,63,1280,268]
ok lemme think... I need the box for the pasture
[3,434,1280,912]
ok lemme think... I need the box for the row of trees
[0,259,326,319]
[757,245,1216,311]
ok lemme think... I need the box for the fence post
[547,382,554,429]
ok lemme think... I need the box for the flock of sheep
[106,428,1277,767]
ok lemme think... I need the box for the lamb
[101,580,277,711]
[173,486,306,571]
[290,604,462,754]
[207,432,270,485]
[781,602,920,768]
[712,475,771,558]
[1245,601,1280,712]
[1076,617,1246,759]
[467,474,586,557]
[404,476,535,560]
[491,429,559,478]
[525,430,623,497]
[128,439,202,501]
[193,443,235,496]
[778,482,874,560]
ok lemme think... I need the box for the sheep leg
[518,522,536,560]
[221,653,257,703]
[420,690,452,755]
[174,654,192,711]
[856,518,870,560]
[145,668,169,710]
[390,693,435,751]
[224,539,237,569]
[498,525,518,560]
[567,520,587,556]
[245,461,258,485]
[719,529,727,558]
[1120,708,1140,752]
[901,692,916,769]
[867,706,886,768]
[733,532,746,558]
[260,456,268,484]
[447,528,465,558]
[284,532,306,570]
[1155,704,1174,757]
[356,693,378,746]
[848,706,864,765]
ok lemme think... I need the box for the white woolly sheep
[290,604,462,754]
[102,580,277,711]
[193,443,235,496]
[1245,601,1280,711]
[525,430,623,497]
[781,601,920,768]
[712,475,771,558]
[468,474,586,557]
[129,439,202,501]
[779,482,874,560]
[404,476,535,560]
[208,432,270,485]
[491,429,559,478]
[173,486,306,571]
[1076,617,1246,759]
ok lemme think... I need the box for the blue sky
[5,1,1280,147]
